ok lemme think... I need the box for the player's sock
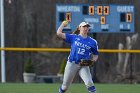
[88,86,97,93]
[58,86,65,93]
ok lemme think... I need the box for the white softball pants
[61,61,96,93]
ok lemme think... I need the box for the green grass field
[0,83,140,93]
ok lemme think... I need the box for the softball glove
[79,59,94,66]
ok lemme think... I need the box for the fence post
[129,53,133,84]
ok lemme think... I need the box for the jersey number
[78,48,85,55]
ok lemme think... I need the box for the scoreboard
[56,4,134,33]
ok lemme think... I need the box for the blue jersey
[65,34,99,64]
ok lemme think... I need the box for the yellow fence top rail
[0,47,140,53]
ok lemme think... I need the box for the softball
[62,20,68,27]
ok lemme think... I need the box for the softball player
[57,21,99,93]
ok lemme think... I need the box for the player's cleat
[88,86,96,93]
[58,86,65,93]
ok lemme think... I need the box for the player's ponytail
[72,27,80,35]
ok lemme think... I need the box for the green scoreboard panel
[56,4,134,33]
